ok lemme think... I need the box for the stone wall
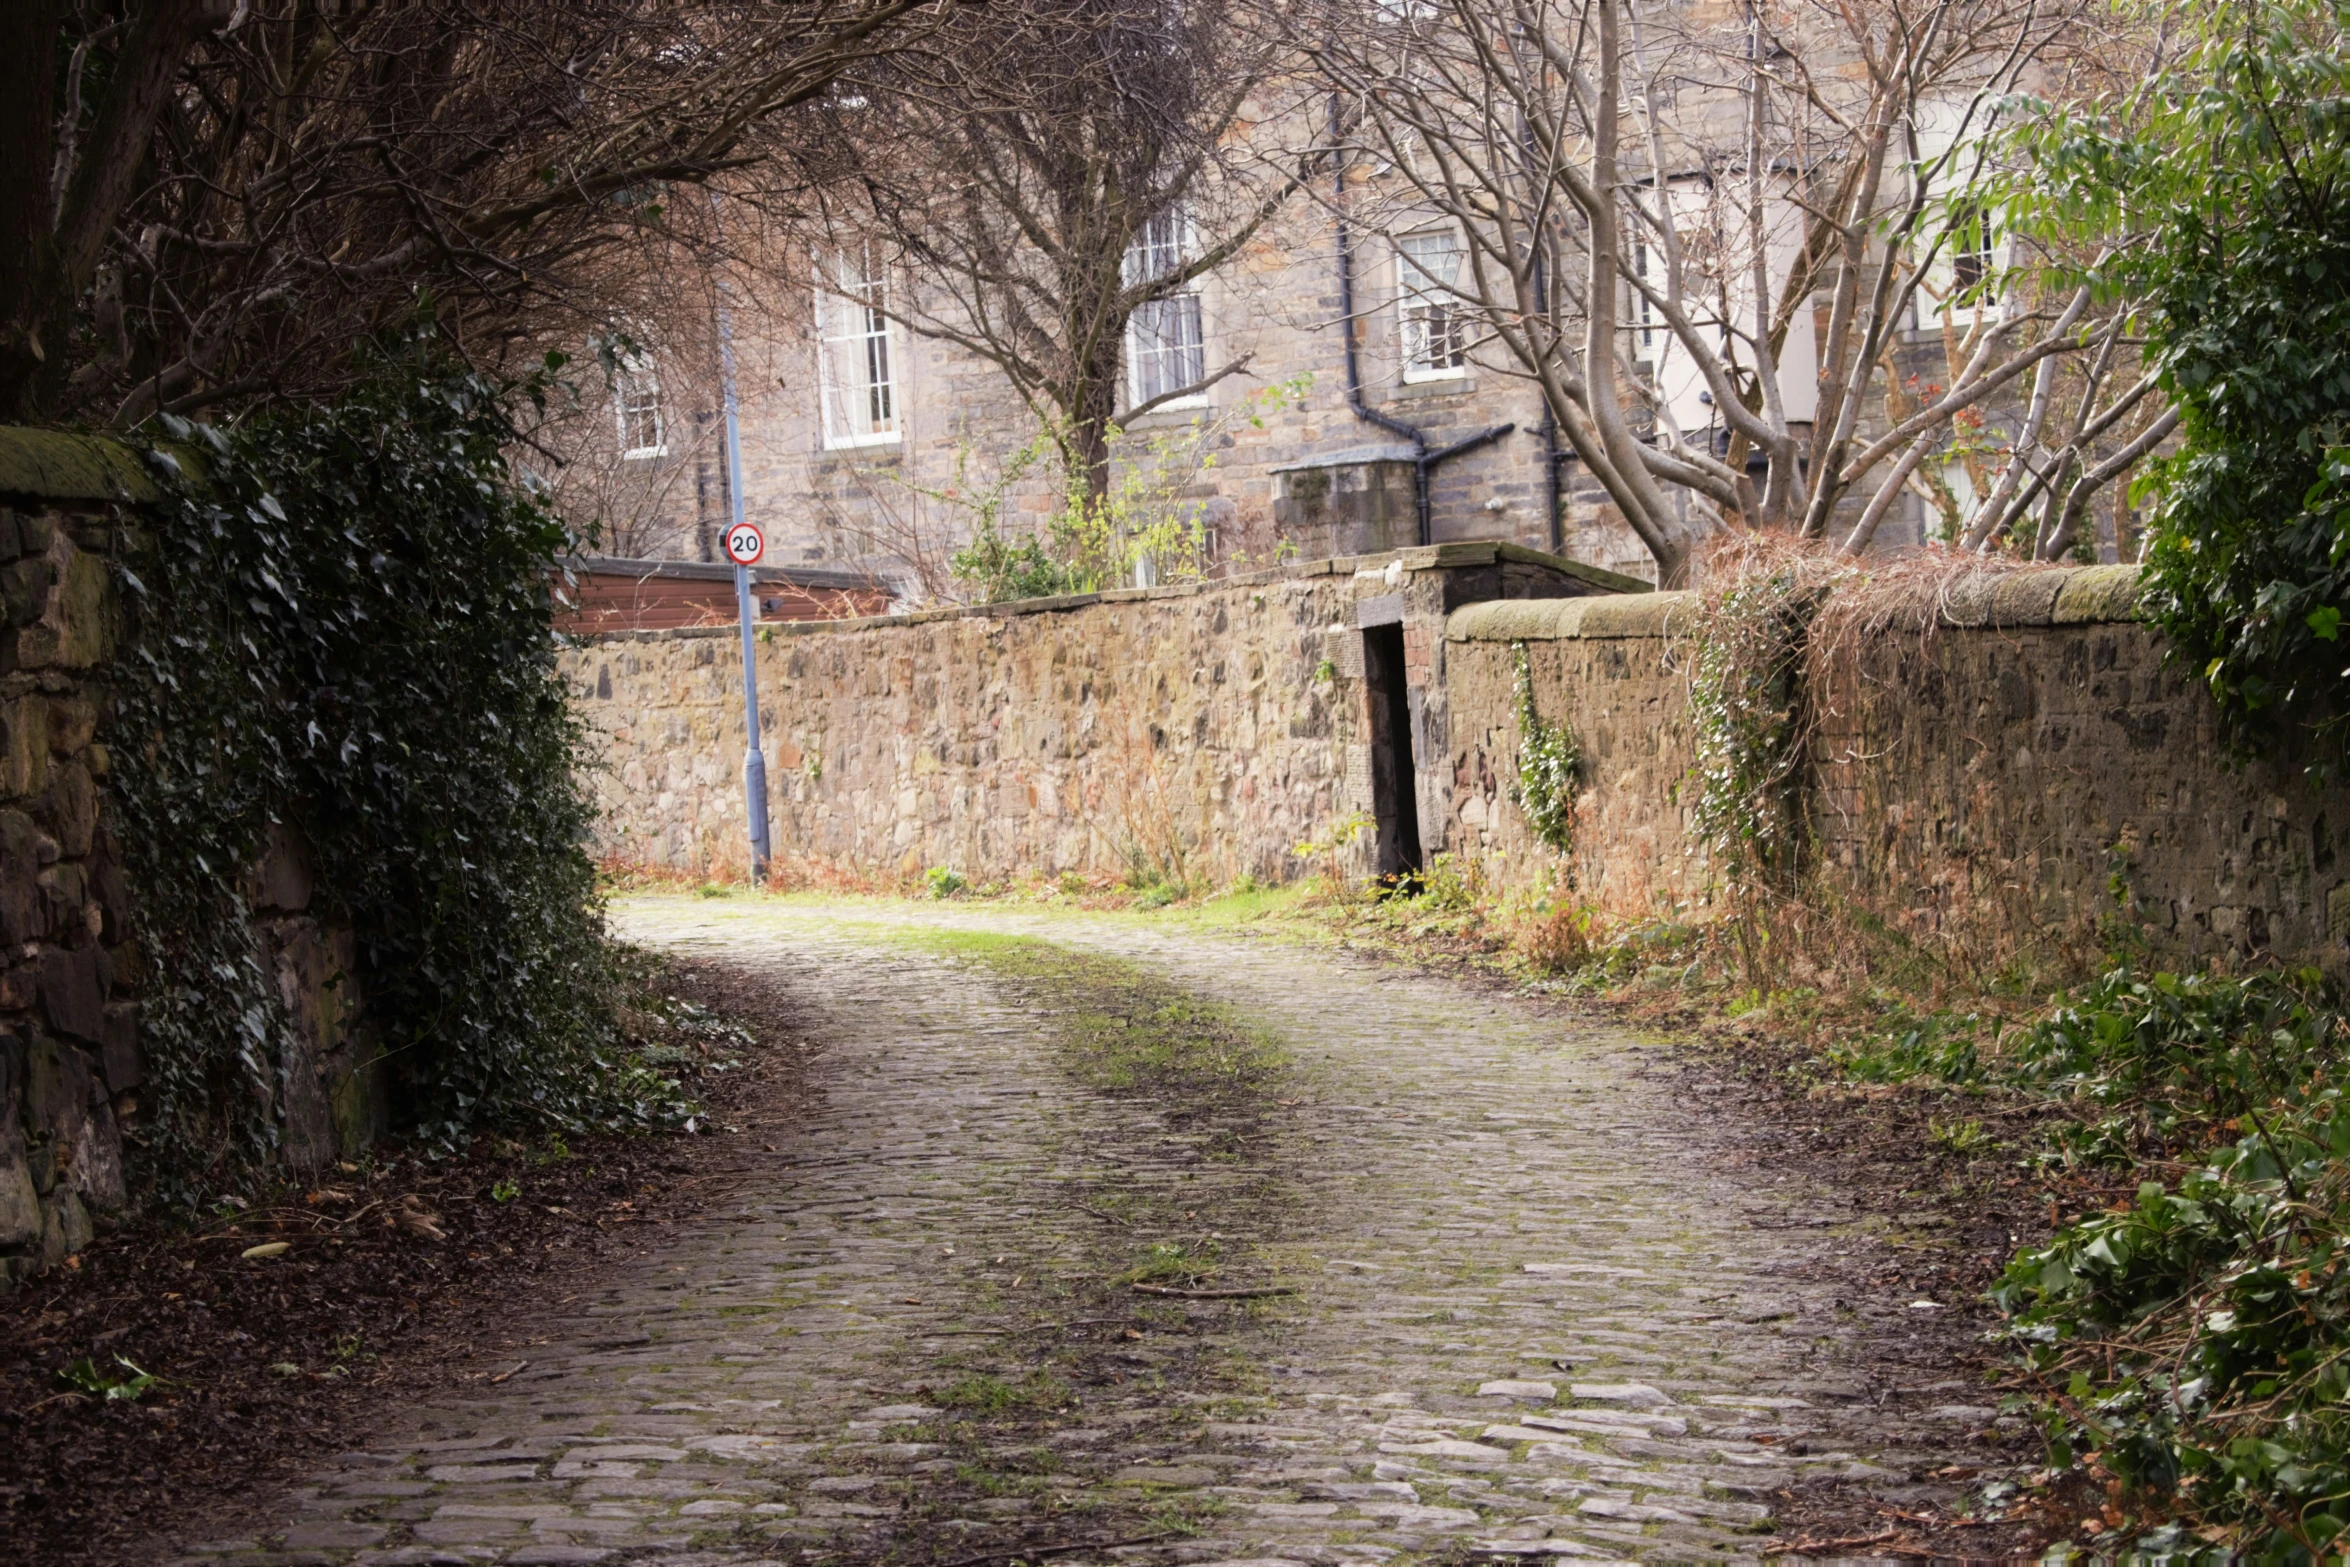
[565,543,1639,885]
[0,431,385,1289]
[1443,567,2350,972]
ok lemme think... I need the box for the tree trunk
[0,0,66,421]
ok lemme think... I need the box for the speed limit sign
[723,521,764,567]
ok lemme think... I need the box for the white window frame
[613,350,666,460]
[1911,96,2008,332]
[1944,199,2002,316]
[1397,228,1470,383]
[1124,210,1209,411]
[816,241,901,449]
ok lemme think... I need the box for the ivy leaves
[121,350,682,1199]
[2004,1,2350,767]
[1686,570,1816,893]
[1509,643,1580,857]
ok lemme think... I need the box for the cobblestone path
[167,897,1988,1567]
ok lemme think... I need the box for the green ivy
[1509,642,1580,855]
[1686,569,1815,890]
[119,352,685,1201]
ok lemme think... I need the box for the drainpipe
[1329,95,1513,548]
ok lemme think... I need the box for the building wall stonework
[577,551,2350,977]
[565,544,1635,884]
[1442,568,2350,971]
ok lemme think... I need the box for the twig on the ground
[1129,1283,1296,1299]
[1008,1316,1140,1335]
[927,1529,1181,1567]
[1071,1202,1131,1226]
[1769,1527,1911,1554]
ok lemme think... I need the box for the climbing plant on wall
[1686,568,1818,892]
[1510,643,1581,856]
[119,348,683,1199]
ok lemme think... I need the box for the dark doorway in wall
[1362,623,1423,880]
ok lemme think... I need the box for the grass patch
[937,1372,1071,1416]
[903,929,1291,1104]
[1113,1239,1223,1288]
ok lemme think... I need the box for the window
[1125,210,1207,408]
[1948,201,1997,299]
[1631,241,1659,361]
[1397,229,1469,381]
[613,353,665,460]
[816,241,899,448]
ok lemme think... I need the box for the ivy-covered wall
[0,432,383,1290]
[1444,569,2350,973]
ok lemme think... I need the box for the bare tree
[819,0,1303,510]
[1309,0,2159,580]
[1,0,942,427]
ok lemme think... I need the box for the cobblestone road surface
[164,897,1988,1567]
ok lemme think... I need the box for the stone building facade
[589,111,1988,600]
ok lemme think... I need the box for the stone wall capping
[0,428,163,504]
[1448,567,2149,644]
[571,543,1635,645]
[1448,590,1697,642]
[0,428,211,506]
[2050,564,2146,625]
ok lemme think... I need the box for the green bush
[122,351,684,1197]
[1996,1094,2350,1559]
[2004,0,2350,766]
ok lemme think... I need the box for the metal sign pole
[714,224,771,885]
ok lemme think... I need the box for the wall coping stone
[571,540,1652,646]
[1446,564,2147,644]
[0,428,166,504]
[0,427,216,508]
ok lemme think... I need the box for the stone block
[100,1001,141,1093]
[0,700,49,796]
[47,536,112,669]
[89,852,128,942]
[38,945,108,1042]
[45,760,95,858]
[273,920,374,1170]
[252,823,314,913]
[26,1031,93,1138]
[0,1150,40,1250]
[1,558,45,630]
[40,1186,92,1262]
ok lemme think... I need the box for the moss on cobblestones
[907,929,1292,1103]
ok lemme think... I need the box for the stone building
[577,48,2034,600]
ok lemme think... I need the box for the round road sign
[723,521,764,567]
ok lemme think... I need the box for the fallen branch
[1129,1283,1296,1300]
[928,1529,1182,1567]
